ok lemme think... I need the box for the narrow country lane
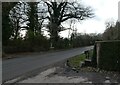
[3,46,93,82]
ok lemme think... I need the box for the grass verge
[68,49,93,69]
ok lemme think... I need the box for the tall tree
[115,21,120,40]
[9,2,24,40]
[103,21,120,40]
[2,2,18,45]
[26,2,44,36]
[42,1,94,47]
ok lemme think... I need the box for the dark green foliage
[27,2,39,32]
[2,13,13,45]
[26,32,50,51]
[55,38,70,49]
[91,44,97,67]
[2,2,17,45]
[3,38,31,53]
[3,35,50,53]
[2,2,50,53]
[103,21,120,40]
[70,33,102,48]
[2,2,96,53]
[97,41,120,71]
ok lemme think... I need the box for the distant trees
[103,21,120,40]
[70,33,102,48]
[47,33,102,49]
[2,1,96,53]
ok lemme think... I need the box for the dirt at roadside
[6,59,120,83]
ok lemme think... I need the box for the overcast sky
[59,0,120,38]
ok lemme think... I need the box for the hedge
[92,40,120,71]
[91,44,97,67]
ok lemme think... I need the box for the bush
[3,35,50,53]
[55,38,71,49]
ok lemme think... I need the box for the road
[3,46,93,82]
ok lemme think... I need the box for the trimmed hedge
[91,44,97,67]
[3,38,50,54]
[94,40,120,71]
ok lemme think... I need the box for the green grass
[68,49,93,69]
[68,54,85,68]
[89,50,93,58]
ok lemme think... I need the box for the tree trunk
[49,22,60,48]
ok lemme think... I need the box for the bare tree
[9,2,24,40]
[41,1,94,47]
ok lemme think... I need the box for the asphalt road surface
[3,46,93,82]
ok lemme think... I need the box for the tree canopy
[2,2,18,45]
[2,1,95,51]
[40,1,94,47]
[103,21,120,40]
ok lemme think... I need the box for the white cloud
[76,19,105,33]
[60,0,120,37]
